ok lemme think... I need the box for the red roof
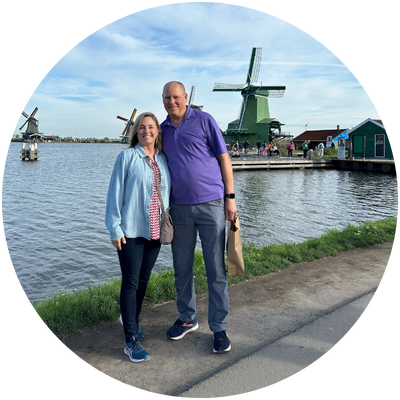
[294,128,347,142]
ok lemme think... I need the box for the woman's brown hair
[128,112,163,153]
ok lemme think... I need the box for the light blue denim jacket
[105,144,171,241]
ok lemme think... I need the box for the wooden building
[347,118,392,159]
[293,125,348,150]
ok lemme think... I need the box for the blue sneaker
[119,314,144,340]
[124,338,150,363]
[166,317,199,340]
[213,330,231,353]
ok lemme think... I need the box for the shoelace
[132,339,145,352]
[215,331,227,340]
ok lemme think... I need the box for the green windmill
[213,47,286,146]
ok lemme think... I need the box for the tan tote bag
[226,214,245,276]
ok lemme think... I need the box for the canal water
[2,142,398,302]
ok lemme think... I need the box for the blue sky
[12,2,378,139]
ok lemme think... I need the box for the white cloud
[12,2,378,139]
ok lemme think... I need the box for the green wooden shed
[348,118,393,160]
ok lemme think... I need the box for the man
[268,142,273,156]
[256,140,261,155]
[161,81,237,353]
[243,139,249,155]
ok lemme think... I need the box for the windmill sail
[117,108,137,140]
[188,85,203,110]
[246,47,262,85]
[253,87,286,98]
[212,47,286,144]
[20,107,39,133]
[213,83,246,91]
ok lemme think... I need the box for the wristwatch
[225,193,235,199]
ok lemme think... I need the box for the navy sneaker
[124,338,150,363]
[166,317,199,340]
[119,314,144,340]
[213,330,231,353]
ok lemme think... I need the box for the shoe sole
[213,343,231,353]
[168,323,199,340]
[124,347,150,363]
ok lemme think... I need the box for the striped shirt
[149,160,161,240]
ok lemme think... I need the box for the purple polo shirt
[161,107,227,205]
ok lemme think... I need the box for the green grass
[34,217,397,336]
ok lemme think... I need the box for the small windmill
[117,108,137,143]
[188,86,203,110]
[213,47,286,145]
[20,107,43,140]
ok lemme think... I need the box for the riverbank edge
[34,217,397,337]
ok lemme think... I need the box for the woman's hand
[111,236,126,251]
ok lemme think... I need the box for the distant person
[243,139,249,155]
[231,145,240,158]
[287,141,294,157]
[268,142,273,156]
[302,140,309,158]
[256,140,262,155]
[161,81,237,353]
[105,112,171,363]
[272,144,280,156]
[317,142,325,158]
[262,141,268,156]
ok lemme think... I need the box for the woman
[231,144,240,158]
[302,140,309,158]
[105,112,171,363]
[287,141,294,157]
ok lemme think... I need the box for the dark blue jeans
[117,237,161,343]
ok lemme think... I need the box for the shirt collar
[164,106,194,127]
[135,143,159,159]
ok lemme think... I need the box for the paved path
[63,242,392,397]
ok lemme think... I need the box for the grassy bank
[34,217,397,337]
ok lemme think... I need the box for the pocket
[209,198,224,208]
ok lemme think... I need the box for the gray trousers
[170,198,229,333]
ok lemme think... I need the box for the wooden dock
[332,159,396,174]
[231,156,332,171]
[230,156,395,174]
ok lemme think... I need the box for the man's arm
[217,152,237,221]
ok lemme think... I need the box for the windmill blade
[213,83,245,92]
[129,108,137,121]
[253,86,286,98]
[22,111,29,119]
[246,47,262,85]
[30,107,38,118]
[188,86,195,105]
[19,120,28,130]
[118,108,137,137]
[246,47,262,86]
[121,125,128,137]
[238,95,249,131]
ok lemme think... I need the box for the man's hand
[225,198,237,221]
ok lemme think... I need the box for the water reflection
[233,169,397,245]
